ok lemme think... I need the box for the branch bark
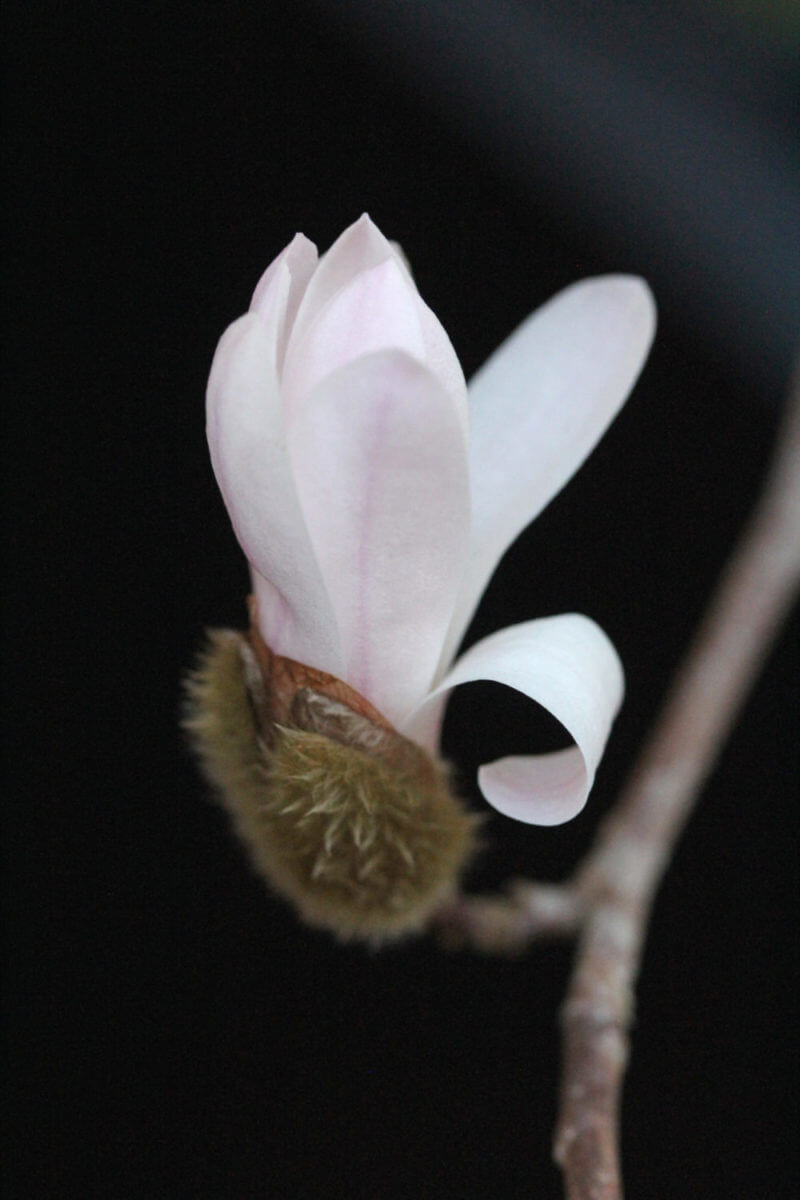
[435,370,800,1198]
[554,370,800,1198]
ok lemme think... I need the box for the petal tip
[619,275,657,334]
[591,274,657,342]
[346,211,392,255]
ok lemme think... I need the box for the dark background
[4,3,798,1197]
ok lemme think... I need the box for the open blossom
[206,215,655,828]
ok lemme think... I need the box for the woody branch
[436,368,800,1200]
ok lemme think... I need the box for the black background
[5,3,798,1198]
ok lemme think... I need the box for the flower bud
[184,624,478,943]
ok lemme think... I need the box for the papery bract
[207,214,655,825]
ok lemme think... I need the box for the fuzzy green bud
[184,629,477,942]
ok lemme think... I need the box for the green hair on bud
[183,630,478,942]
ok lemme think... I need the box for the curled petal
[206,313,343,675]
[439,276,656,671]
[402,615,624,825]
[249,233,317,370]
[288,350,470,725]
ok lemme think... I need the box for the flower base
[183,625,478,942]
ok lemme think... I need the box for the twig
[435,369,800,1198]
[436,882,585,954]
[554,369,800,1198]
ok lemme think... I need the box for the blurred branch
[436,882,585,953]
[435,365,800,1198]
[310,0,800,393]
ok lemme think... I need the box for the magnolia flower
[189,215,654,940]
[206,215,654,823]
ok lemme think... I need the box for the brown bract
[183,616,478,942]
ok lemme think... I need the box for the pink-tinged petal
[206,312,343,675]
[281,257,427,423]
[439,277,656,671]
[388,240,412,273]
[388,239,470,440]
[249,233,317,370]
[288,350,470,725]
[286,214,469,436]
[287,214,393,353]
[411,298,469,442]
[403,614,624,825]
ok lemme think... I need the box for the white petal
[287,214,395,355]
[439,277,656,671]
[388,239,412,274]
[285,214,468,437]
[249,233,317,370]
[402,614,624,825]
[387,239,469,441]
[206,312,343,675]
[281,257,427,423]
[288,350,470,724]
